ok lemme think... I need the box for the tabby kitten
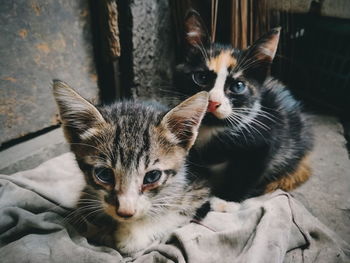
[53,80,211,256]
[175,11,313,201]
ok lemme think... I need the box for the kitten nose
[207,100,221,112]
[116,196,136,219]
[116,208,135,219]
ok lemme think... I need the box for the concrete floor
[0,114,349,243]
[293,114,350,243]
[0,128,68,174]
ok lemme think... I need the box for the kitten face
[84,123,189,223]
[177,11,280,125]
[53,80,209,223]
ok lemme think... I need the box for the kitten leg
[210,196,240,213]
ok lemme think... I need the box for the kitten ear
[184,9,210,48]
[161,91,209,150]
[250,27,281,62]
[242,27,281,82]
[53,80,106,142]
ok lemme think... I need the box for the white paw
[210,197,239,213]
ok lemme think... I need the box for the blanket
[0,153,349,263]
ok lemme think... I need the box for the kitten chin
[53,80,211,256]
[175,10,313,201]
[113,204,193,255]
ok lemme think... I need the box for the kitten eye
[93,167,115,184]
[192,71,210,87]
[143,170,162,185]
[230,81,247,94]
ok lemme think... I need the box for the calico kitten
[175,11,313,201]
[53,80,211,256]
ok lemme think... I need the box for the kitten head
[53,80,209,222]
[177,10,280,124]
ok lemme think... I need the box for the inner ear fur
[184,9,210,48]
[161,91,209,150]
[52,80,106,143]
[241,27,281,82]
[249,27,281,62]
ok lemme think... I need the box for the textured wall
[0,0,98,145]
[129,0,175,102]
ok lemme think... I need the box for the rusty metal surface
[0,0,98,145]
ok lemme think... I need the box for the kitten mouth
[114,216,134,222]
[113,212,140,222]
[203,112,226,126]
[206,110,230,120]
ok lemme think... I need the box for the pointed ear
[241,27,281,83]
[251,27,281,62]
[53,80,106,143]
[184,9,210,48]
[161,91,209,150]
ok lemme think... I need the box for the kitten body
[175,11,313,201]
[53,81,210,256]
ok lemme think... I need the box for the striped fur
[174,10,314,201]
[53,80,210,256]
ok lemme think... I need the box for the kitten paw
[210,197,239,213]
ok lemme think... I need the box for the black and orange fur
[174,10,314,201]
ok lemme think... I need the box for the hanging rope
[211,0,219,42]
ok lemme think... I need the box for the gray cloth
[0,153,349,263]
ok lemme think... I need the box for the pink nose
[207,100,221,112]
[116,196,136,219]
[116,208,135,218]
